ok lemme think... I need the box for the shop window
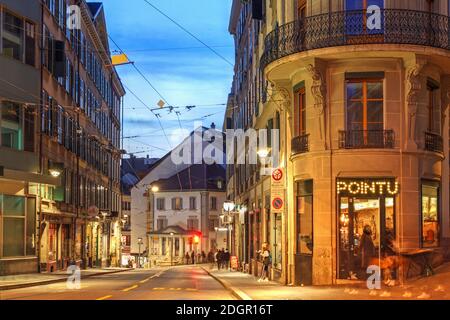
[421,181,439,248]
[2,11,23,61]
[1,195,27,257]
[1,101,23,150]
[273,213,282,269]
[296,180,313,255]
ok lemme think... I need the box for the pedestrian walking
[223,249,230,270]
[258,243,271,282]
[185,252,190,265]
[201,251,206,264]
[216,249,223,270]
[191,251,195,264]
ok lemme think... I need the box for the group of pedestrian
[214,248,230,270]
[184,250,209,264]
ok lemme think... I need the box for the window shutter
[172,198,176,210]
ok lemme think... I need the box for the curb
[201,266,252,300]
[0,268,133,291]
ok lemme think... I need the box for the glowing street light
[257,148,270,158]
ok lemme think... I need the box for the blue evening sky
[100,0,234,158]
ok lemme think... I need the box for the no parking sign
[272,197,284,210]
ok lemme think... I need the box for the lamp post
[222,201,236,254]
[138,237,143,268]
[169,232,174,266]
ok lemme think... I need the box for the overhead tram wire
[141,0,234,67]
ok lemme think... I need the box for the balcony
[291,134,310,155]
[424,131,443,154]
[261,9,449,70]
[339,130,395,149]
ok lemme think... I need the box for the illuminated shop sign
[337,178,399,196]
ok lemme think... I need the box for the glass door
[339,197,381,280]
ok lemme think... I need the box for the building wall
[228,0,450,285]
[0,0,42,275]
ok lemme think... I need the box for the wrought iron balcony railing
[339,130,395,149]
[261,9,450,70]
[424,131,443,154]
[291,134,310,155]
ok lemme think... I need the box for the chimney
[211,122,216,129]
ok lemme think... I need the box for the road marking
[96,295,112,300]
[122,285,138,292]
[153,287,165,290]
[185,288,197,291]
[139,278,150,283]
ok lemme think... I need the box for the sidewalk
[0,267,132,291]
[203,263,450,300]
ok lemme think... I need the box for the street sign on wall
[271,168,285,212]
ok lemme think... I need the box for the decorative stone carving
[307,64,326,143]
[406,60,426,145]
[266,81,291,113]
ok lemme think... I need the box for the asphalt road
[0,266,235,300]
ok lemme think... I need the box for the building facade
[0,0,51,275]
[146,165,227,266]
[38,0,125,272]
[120,155,158,267]
[228,0,450,285]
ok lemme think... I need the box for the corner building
[228,0,450,286]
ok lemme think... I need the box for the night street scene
[1,0,450,311]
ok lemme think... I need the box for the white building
[130,126,226,265]
[146,164,227,266]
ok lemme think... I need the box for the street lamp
[257,148,270,159]
[169,232,174,266]
[48,161,64,177]
[151,185,159,193]
[138,237,143,268]
[222,201,237,255]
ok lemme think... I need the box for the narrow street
[0,266,235,301]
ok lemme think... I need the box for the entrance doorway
[338,196,395,280]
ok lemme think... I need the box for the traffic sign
[272,168,283,182]
[272,197,284,210]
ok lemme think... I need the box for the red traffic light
[193,235,200,244]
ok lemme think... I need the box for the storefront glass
[421,182,439,248]
[337,178,398,280]
[273,213,282,270]
[0,195,36,257]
